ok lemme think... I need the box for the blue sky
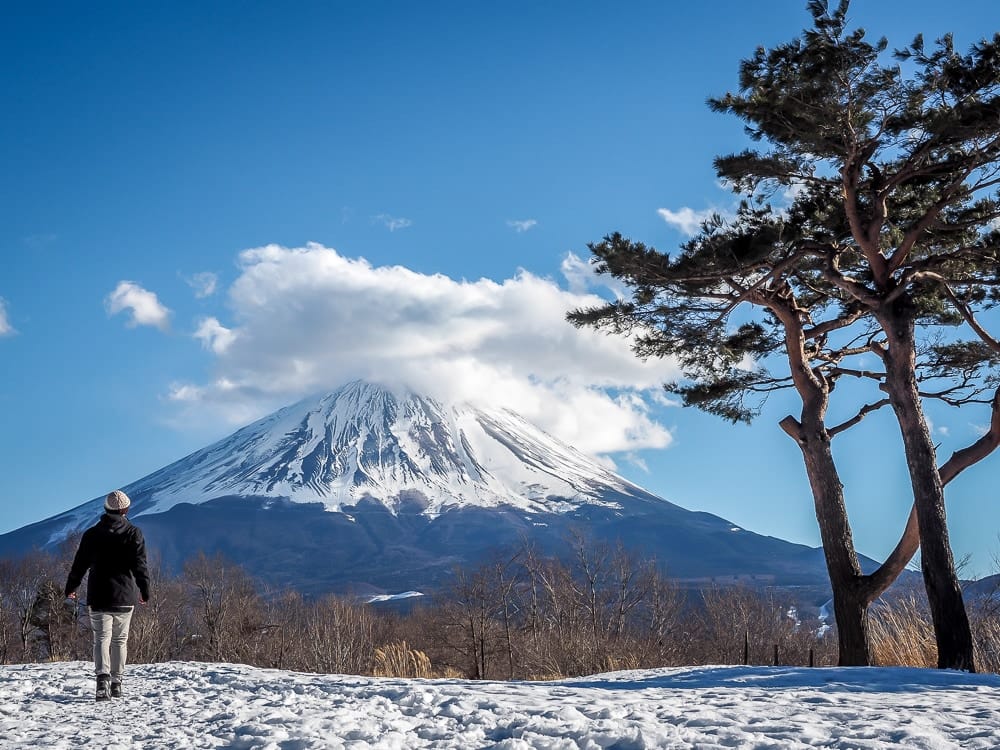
[3,1,1000,575]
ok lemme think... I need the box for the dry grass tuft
[869,592,937,668]
[373,641,434,678]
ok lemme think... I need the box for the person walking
[65,489,151,701]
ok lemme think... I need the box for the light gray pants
[89,608,134,679]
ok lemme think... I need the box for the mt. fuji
[117,379,661,518]
[0,381,837,594]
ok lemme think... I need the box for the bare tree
[130,556,190,663]
[182,552,263,663]
[0,552,53,662]
[301,595,380,675]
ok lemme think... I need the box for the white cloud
[559,251,632,300]
[624,453,650,473]
[372,214,412,232]
[167,383,205,402]
[656,207,716,237]
[194,317,237,354]
[560,252,598,295]
[105,281,171,330]
[507,219,538,233]
[169,243,681,460]
[185,272,218,298]
[971,421,991,438]
[926,416,951,439]
[0,299,14,337]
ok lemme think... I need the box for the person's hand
[139,598,147,606]
[67,592,77,600]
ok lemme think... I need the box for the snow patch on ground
[2,661,999,748]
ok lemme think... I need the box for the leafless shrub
[0,551,76,663]
[300,594,382,674]
[421,535,690,679]
[182,552,265,663]
[691,584,832,667]
[0,536,867,677]
[129,557,190,663]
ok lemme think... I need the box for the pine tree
[570,0,1000,668]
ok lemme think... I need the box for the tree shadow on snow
[564,665,1000,694]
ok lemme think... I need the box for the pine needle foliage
[570,1,1000,424]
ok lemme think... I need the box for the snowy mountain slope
[0,380,842,593]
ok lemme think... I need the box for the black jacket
[65,513,151,611]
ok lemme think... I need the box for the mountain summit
[128,380,661,517]
[0,380,834,594]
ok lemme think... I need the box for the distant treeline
[3,534,1000,677]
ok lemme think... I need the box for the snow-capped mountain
[128,380,659,517]
[0,380,841,594]
[35,381,673,539]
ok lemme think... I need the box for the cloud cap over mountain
[170,243,680,461]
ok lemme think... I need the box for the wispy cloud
[194,317,236,354]
[185,272,218,299]
[0,299,15,337]
[560,252,597,295]
[105,281,171,331]
[168,243,681,461]
[656,207,717,237]
[372,214,413,232]
[624,453,650,473]
[507,219,538,233]
[559,251,631,300]
[971,421,991,438]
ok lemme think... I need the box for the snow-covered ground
[2,661,999,749]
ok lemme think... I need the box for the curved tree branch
[863,387,1000,602]
[821,250,883,308]
[940,281,1000,355]
[828,398,891,437]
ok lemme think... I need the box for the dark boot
[95,674,111,702]
[110,680,122,698]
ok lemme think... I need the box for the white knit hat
[105,490,131,512]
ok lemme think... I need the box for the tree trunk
[827,576,870,666]
[783,404,871,666]
[879,302,975,671]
